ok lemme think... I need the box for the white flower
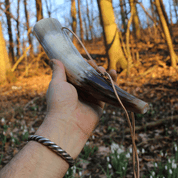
[129,148,132,153]
[172,162,177,169]
[137,149,140,154]
[154,163,158,167]
[117,155,120,159]
[175,146,177,152]
[112,111,115,115]
[169,169,172,174]
[30,127,35,133]
[103,110,106,114]
[1,118,5,123]
[126,152,130,158]
[107,156,110,162]
[10,132,13,137]
[150,176,153,178]
[122,167,125,170]
[165,152,167,157]
[12,138,15,143]
[168,159,171,163]
[72,166,76,175]
[108,164,112,169]
[3,131,6,135]
[152,171,155,176]
[66,171,69,175]
[79,171,82,176]
[165,165,167,170]
[142,148,145,154]
[111,128,114,132]
[92,135,95,139]
[161,152,164,157]
[86,141,90,146]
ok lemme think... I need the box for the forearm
[0,115,89,178]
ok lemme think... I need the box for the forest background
[0,0,178,177]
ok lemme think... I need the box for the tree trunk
[71,0,77,45]
[78,0,84,42]
[155,0,177,67]
[16,0,21,58]
[24,0,33,56]
[36,0,43,22]
[0,21,11,83]
[129,0,140,40]
[97,0,127,71]
[5,0,15,64]
[86,0,93,40]
[120,0,127,32]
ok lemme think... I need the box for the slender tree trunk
[71,0,77,45]
[78,0,84,42]
[84,16,89,41]
[120,0,127,32]
[86,0,93,40]
[173,0,178,23]
[36,0,43,22]
[16,0,21,58]
[5,0,15,64]
[97,0,127,71]
[129,0,140,40]
[155,0,177,67]
[0,21,11,83]
[45,0,51,17]
[24,0,33,56]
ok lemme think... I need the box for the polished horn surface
[33,18,148,114]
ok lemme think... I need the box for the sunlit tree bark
[24,0,33,56]
[71,0,77,45]
[120,0,127,32]
[155,0,177,67]
[78,0,84,42]
[129,0,140,40]
[16,0,21,58]
[5,0,15,64]
[36,0,43,22]
[97,0,127,71]
[0,22,11,83]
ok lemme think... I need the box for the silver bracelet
[28,135,75,167]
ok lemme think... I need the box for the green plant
[98,163,113,178]
[80,143,98,160]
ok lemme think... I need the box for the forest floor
[0,37,178,177]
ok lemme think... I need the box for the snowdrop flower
[122,167,125,170]
[86,141,90,146]
[3,131,6,135]
[175,145,177,152]
[169,169,172,174]
[161,152,164,157]
[150,176,153,178]
[30,127,35,133]
[72,166,76,175]
[12,138,15,143]
[111,128,114,132]
[108,164,112,169]
[142,148,145,154]
[168,159,171,163]
[152,171,155,176]
[79,171,82,176]
[107,156,110,162]
[10,132,13,137]
[92,135,95,139]
[137,149,140,154]
[1,118,5,123]
[129,148,132,153]
[126,152,130,158]
[165,165,167,170]
[117,155,120,159]
[165,152,167,157]
[112,111,115,115]
[66,171,69,175]
[154,163,158,167]
[172,162,177,169]
[103,110,106,114]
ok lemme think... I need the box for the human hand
[36,59,117,159]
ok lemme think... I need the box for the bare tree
[0,21,11,82]
[5,0,15,64]
[97,0,127,71]
[155,0,177,67]
[78,0,84,42]
[129,0,140,40]
[36,0,43,22]
[120,0,127,32]
[71,0,77,45]
[24,0,33,56]
[16,0,21,58]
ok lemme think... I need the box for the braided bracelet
[28,135,75,167]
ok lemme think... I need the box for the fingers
[51,59,67,82]
[109,69,117,82]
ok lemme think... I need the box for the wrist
[35,115,89,159]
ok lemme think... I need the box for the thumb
[51,59,67,82]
